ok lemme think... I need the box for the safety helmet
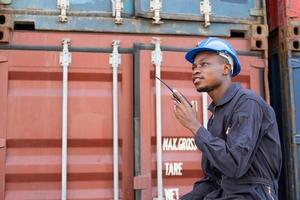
[185,37,241,77]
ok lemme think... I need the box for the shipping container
[0,0,281,199]
[0,0,267,37]
[266,0,300,200]
[0,31,270,200]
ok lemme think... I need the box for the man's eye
[201,62,208,67]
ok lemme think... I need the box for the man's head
[185,37,241,93]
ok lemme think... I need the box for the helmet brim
[185,47,241,77]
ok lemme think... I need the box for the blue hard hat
[185,37,241,77]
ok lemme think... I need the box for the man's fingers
[173,89,191,108]
[173,89,183,102]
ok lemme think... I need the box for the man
[172,37,282,200]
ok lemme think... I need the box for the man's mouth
[193,77,204,84]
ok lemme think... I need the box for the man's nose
[192,67,201,75]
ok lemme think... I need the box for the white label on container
[165,188,179,200]
[165,162,183,176]
[162,137,197,151]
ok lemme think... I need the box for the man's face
[192,52,229,93]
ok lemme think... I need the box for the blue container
[6,0,263,35]
[136,0,258,22]
[11,0,134,15]
[290,57,300,188]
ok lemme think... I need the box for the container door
[135,0,263,23]
[134,43,267,200]
[0,32,133,200]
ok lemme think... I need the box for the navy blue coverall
[181,83,282,200]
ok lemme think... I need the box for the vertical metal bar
[152,38,163,199]
[202,92,208,129]
[113,62,119,200]
[133,44,142,200]
[109,40,121,200]
[60,39,71,200]
[62,63,68,200]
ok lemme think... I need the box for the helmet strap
[218,51,233,75]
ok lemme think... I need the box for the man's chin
[196,86,213,93]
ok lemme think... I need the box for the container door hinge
[60,39,72,67]
[250,8,264,17]
[150,0,163,24]
[111,0,123,24]
[200,0,211,28]
[109,40,121,68]
[250,24,268,50]
[152,37,163,65]
[57,0,69,23]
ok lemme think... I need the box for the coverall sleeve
[194,99,263,178]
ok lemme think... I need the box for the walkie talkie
[156,77,192,107]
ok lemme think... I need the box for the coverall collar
[208,83,241,113]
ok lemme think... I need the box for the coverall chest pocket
[226,112,251,152]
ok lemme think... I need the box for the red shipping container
[267,0,300,31]
[0,31,268,199]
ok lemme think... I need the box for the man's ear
[222,63,232,76]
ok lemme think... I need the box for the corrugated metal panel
[0,31,268,199]
[0,32,135,199]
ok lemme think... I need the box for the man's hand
[172,90,201,135]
